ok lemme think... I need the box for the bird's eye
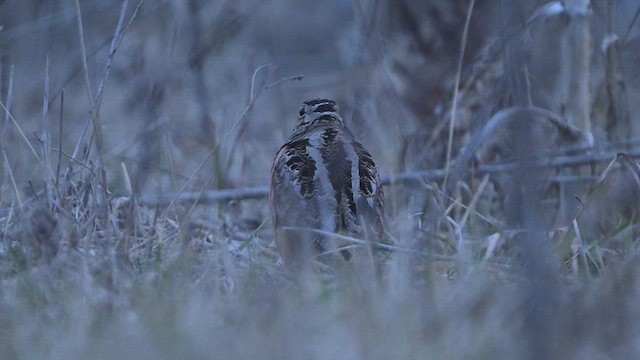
[299,107,305,117]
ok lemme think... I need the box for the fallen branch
[132,148,640,206]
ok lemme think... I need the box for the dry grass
[1,1,640,359]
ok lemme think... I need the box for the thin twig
[121,162,134,197]
[1,66,23,210]
[224,73,303,176]
[70,1,141,162]
[443,0,475,189]
[263,75,303,91]
[71,0,138,222]
[294,227,500,265]
[622,2,640,42]
[41,56,56,207]
[74,0,99,156]
[159,72,304,219]
[94,0,131,116]
[47,1,143,111]
[0,101,43,165]
[55,89,64,186]
[458,174,490,229]
[74,0,111,222]
[286,227,440,258]
[115,0,144,50]
[250,64,274,102]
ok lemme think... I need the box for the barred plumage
[270,99,385,265]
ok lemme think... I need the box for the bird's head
[295,98,345,129]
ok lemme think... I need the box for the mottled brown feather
[270,99,385,265]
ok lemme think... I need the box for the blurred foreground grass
[2,209,639,359]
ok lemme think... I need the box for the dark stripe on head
[304,99,338,114]
[304,98,336,107]
[314,103,336,113]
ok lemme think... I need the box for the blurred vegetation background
[2,0,640,359]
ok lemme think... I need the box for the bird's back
[270,99,385,265]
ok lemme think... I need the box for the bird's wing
[270,138,338,245]
[351,141,385,241]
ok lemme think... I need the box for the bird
[269,98,385,266]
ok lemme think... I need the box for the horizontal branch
[137,186,270,206]
[134,149,640,206]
